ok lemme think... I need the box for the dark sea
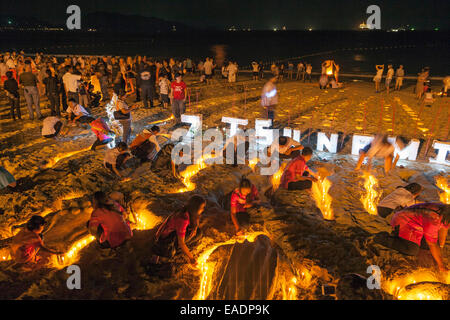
[0,30,448,76]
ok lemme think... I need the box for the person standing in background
[261,76,278,128]
[3,71,21,121]
[19,61,42,120]
[385,65,394,94]
[43,69,61,116]
[170,73,187,124]
[395,65,404,91]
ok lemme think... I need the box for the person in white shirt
[104,142,130,180]
[227,62,238,83]
[355,134,399,174]
[385,65,394,94]
[373,64,384,93]
[395,65,405,91]
[377,183,423,218]
[269,136,304,159]
[42,116,64,138]
[203,58,215,84]
[261,76,278,127]
[62,66,81,103]
[66,98,93,124]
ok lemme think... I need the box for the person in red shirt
[230,178,261,236]
[280,147,318,190]
[375,203,449,272]
[88,191,133,249]
[151,195,206,265]
[90,117,113,151]
[170,73,187,123]
[10,215,62,269]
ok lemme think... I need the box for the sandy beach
[0,73,449,300]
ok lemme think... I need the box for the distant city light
[308,28,312,31]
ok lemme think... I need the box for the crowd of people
[1,51,448,277]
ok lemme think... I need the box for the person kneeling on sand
[377,183,423,218]
[41,115,65,138]
[355,134,399,174]
[151,195,206,266]
[374,203,449,272]
[268,136,304,160]
[66,98,94,125]
[129,126,161,163]
[90,117,114,151]
[88,191,133,249]
[280,147,318,191]
[10,215,63,270]
[230,178,261,236]
[104,142,131,180]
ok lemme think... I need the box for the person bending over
[355,134,398,174]
[375,203,449,272]
[280,147,318,191]
[90,117,113,151]
[151,195,206,266]
[129,126,161,163]
[41,116,64,138]
[268,136,304,160]
[230,178,261,236]
[88,191,133,249]
[377,183,423,218]
[104,142,131,180]
[66,98,94,124]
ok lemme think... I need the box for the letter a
[66,265,81,289]
[66,5,81,30]
[366,5,381,30]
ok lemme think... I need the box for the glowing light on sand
[361,173,381,215]
[385,270,450,300]
[51,235,96,269]
[149,115,175,125]
[311,177,334,220]
[0,248,11,261]
[44,147,91,168]
[134,209,162,231]
[287,277,298,300]
[270,162,287,192]
[435,176,450,204]
[194,232,266,300]
[177,154,214,192]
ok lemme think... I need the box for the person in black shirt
[43,69,61,116]
[3,71,21,120]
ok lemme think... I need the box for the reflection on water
[211,44,228,67]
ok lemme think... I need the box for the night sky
[1,0,449,30]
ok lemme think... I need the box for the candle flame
[44,147,91,169]
[271,162,287,192]
[311,177,335,220]
[177,154,214,192]
[435,176,450,204]
[361,172,381,215]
